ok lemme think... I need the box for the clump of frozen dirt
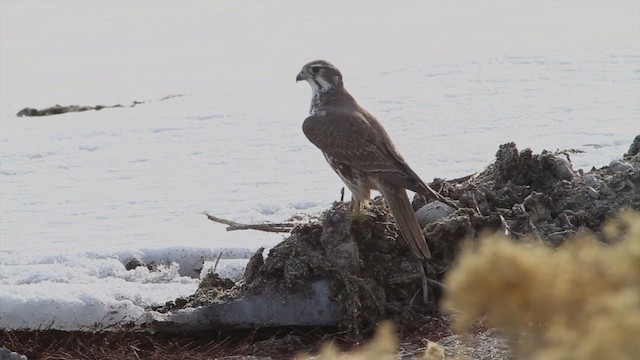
[414,141,639,280]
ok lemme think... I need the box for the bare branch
[203,212,296,233]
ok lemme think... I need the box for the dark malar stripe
[312,78,323,91]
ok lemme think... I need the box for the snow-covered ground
[1,1,638,330]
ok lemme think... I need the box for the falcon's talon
[297,60,434,261]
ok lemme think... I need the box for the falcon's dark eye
[310,66,320,74]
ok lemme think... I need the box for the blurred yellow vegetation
[296,321,444,360]
[443,210,640,359]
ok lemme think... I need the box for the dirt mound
[154,140,640,334]
[240,201,430,332]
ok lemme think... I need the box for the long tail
[379,181,431,260]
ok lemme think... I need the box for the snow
[1,1,639,331]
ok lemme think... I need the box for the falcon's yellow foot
[348,200,375,221]
[349,208,376,222]
[348,199,370,211]
[351,201,376,221]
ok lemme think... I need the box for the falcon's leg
[325,157,371,212]
[349,188,371,212]
[349,196,370,212]
[346,187,373,224]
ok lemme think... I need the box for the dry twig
[203,212,295,233]
[212,252,223,273]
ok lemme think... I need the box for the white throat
[307,87,322,116]
[307,78,320,95]
[306,77,334,114]
[315,76,333,92]
[306,76,334,96]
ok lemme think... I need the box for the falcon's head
[296,60,343,93]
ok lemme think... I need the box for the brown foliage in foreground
[443,211,640,359]
[296,322,445,360]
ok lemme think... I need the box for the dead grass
[0,315,453,360]
[0,327,336,360]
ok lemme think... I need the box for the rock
[553,157,573,180]
[608,160,633,173]
[416,201,456,228]
[151,279,341,331]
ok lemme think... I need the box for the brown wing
[302,111,430,194]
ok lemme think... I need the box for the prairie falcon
[297,60,445,260]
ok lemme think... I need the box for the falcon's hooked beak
[296,71,307,82]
